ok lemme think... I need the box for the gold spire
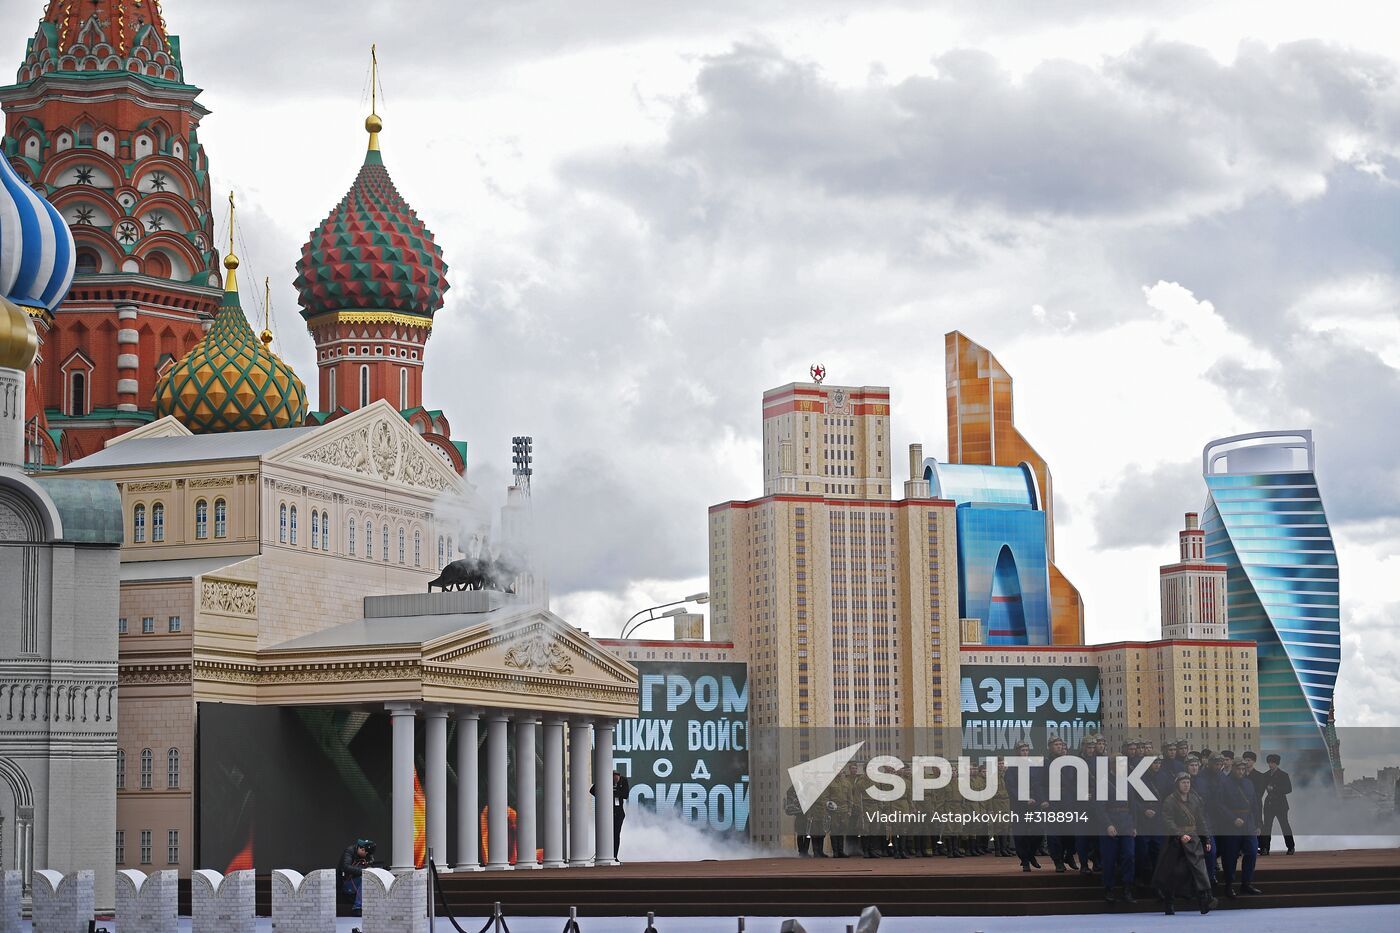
[365,44,383,151]
[261,276,273,346]
[223,190,240,294]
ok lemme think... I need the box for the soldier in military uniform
[782,782,810,857]
[1214,758,1262,897]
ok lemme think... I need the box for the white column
[594,718,617,866]
[542,717,566,868]
[387,702,418,871]
[485,713,512,870]
[514,716,539,868]
[568,720,593,867]
[454,710,482,871]
[425,706,448,870]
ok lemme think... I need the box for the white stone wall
[115,869,177,933]
[361,868,427,933]
[191,869,255,933]
[271,868,335,933]
[0,475,119,910]
[0,870,21,933]
[31,869,93,933]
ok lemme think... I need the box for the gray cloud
[1093,460,1205,551]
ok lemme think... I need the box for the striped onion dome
[0,149,75,316]
[152,253,307,433]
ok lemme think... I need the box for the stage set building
[1,69,123,908]
[1,0,466,471]
[4,0,639,882]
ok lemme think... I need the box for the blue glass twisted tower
[1202,431,1339,783]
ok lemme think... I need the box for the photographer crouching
[337,837,377,916]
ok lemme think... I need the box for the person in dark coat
[1039,736,1078,872]
[336,838,375,914]
[1214,759,1262,896]
[1134,756,1167,895]
[1152,773,1218,915]
[591,770,630,859]
[1094,758,1137,904]
[1261,754,1295,855]
[1007,742,1043,871]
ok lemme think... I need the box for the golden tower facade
[945,331,1084,644]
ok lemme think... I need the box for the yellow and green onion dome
[152,253,307,432]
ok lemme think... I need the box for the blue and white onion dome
[0,150,75,370]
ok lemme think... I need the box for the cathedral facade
[1,0,466,470]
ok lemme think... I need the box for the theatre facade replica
[61,292,638,878]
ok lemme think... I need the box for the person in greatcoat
[1152,772,1219,916]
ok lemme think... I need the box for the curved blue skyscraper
[1202,431,1340,782]
[925,459,1052,645]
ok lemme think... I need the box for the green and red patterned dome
[293,122,449,323]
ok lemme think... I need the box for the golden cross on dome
[261,277,273,346]
[366,44,383,152]
[223,190,240,293]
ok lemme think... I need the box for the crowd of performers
[785,736,1296,916]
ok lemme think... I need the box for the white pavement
[37,905,1400,933]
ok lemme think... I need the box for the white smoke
[433,484,495,561]
[619,806,788,862]
[1280,785,1400,850]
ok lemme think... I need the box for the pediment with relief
[428,609,638,690]
[268,400,462,494]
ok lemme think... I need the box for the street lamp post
[620,592,710,640]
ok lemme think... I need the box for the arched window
[167,748,180,789]
[139,748,153,789]
[414,530,422,567]
[116,749,126,789]
[359,365,369,408]
[398,527,406,564]
[133,504,146,543]
[320,511,330,550]
[194,499,208,539]
[399,367,408,408]
[382,524,389,562]
[438,535,444,569]
[310,510,319,548]
[279,504,287,543]
[75,248,100,276]
[328,368,337,409]
[365,520,373,559]
[145,251,171,278]
[76,122,94,146]
[214,499,227,538]
[70,370,87,416]
[289,506,298,545]
[447,536,453,561]
[151,502,165,542]
[348,518,357,556]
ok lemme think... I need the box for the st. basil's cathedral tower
[294,70,464,473]
[1,1,221,465]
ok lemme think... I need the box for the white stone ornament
[192,868,255,933]
[361,868,428,933]
[31,870,94,933]
[271,868,335,933]
[116,869,177,933]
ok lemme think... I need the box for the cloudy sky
[6,1,1397,724]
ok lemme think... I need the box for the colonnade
[385,703,619,871]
